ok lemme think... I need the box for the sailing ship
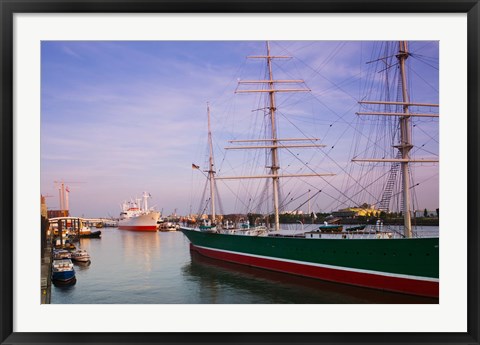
[180,41,439,298]
[118,192,161,231]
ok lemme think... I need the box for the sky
[41,41,439,218]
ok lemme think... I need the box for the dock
[41,232,52,304]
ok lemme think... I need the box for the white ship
[118,192,161,231]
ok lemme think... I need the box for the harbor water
[51,225,439,304]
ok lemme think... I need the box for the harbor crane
[53,180,85,212]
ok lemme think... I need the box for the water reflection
[73,260,91,271]
[52,277,77,288]
[120,230,161,273]
[184,251,438,304]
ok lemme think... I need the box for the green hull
[181,228,439,297]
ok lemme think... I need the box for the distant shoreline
[336,218,439,227]
[231,213,440,227]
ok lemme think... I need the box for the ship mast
[215,41,333,231]
[353,41,439,238]
[266,41,281,231]
[397,41,413,238]
[207,103,216,223]
[142,191,150,212]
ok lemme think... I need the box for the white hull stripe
[194,245,439,283]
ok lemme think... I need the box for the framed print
[1,1,479,344]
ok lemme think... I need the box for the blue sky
[41,41,439,218]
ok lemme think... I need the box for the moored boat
[345,225,367,232]
[159,221,177,232]
[53,249,71,260]
[318,223,343,232]
[71,249,91,262]
[52,259,75,282]
[118,192,161,231]
[79,226,102,238]
[180,41,439,298]
[118,212,161,231]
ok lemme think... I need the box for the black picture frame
[1,1,478,344]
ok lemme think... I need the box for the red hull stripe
[191,244,439,298]
[118,226,157,231]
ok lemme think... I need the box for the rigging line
[409,65,439,93]
[201,198,211,217]
[275,91,311,111]
[346,174,384,208]
[299,177,351,207]
[251,182,272,214]
[339,165,390,202]
[411,55,439,66]
[277,111,388,172]
[409,166,419,233]
[326,162,387,211]
[278,192,293,211]
[216,178,255,212]
[189,167,199,217]
[197,179,209,216]
[214,181,225,216]
[275,42,361,103]
[280,189,311,210]
[308,92,393,156]
[292,189,323,213]
[351,107,404,156]
[314,71,363,97]
[249,168,270,213]
[209,122,262,212]
[281,137,377,206]
[365,53,399,64]
[346,183,408,210]
[409,52,439,62]
[276,41,345,80]
[411,146,439,157]
[411,171,439,187]
[361,42,388,102]
[277,110,388,201]
[365,177,431,210]
[377,62,399,73]
[410,41,437,54]
[225,120,269,206]
[317,42,348,74]
[291,41,318,54]
[413,124,439,144]
[222,116,267,207]
[210,57,249,108]
[314,42,347,72]
[277,111,352,193]
[307,91,350,127]
[409,55,439,71]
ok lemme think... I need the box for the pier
[41,219,53,304]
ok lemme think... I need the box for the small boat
[71,249,91,262]
[345,225,366,232]
[79,229,102,238]
[198,219,217,233]
[318,223,343,232]
[159,221,177,232]
[52,259,75,282]
[79,225,92,235]
[63,241,76,250]
[53,249,71,260]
